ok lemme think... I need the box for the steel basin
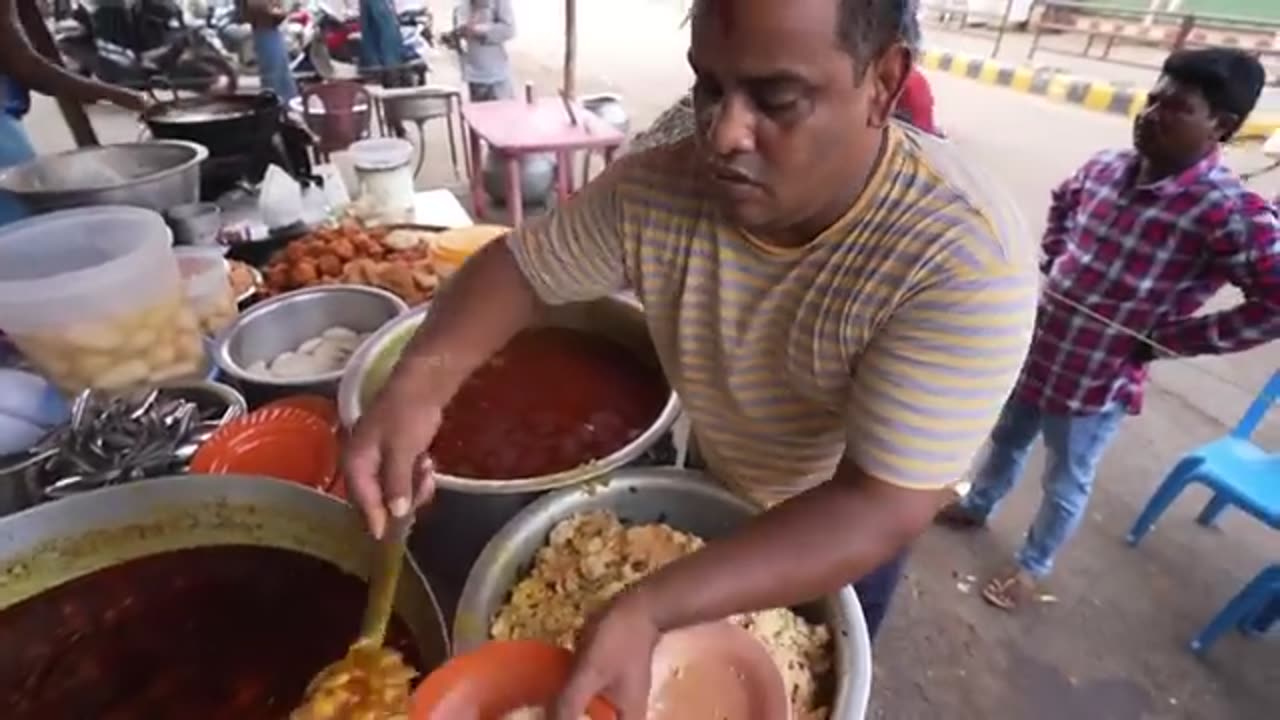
[339,293,681,603]
[0,141,207,214]
[454,467,872,719]
[0,474,450,669]
[213,284,410,404]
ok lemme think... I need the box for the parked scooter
[55,0,238,94]
[311,1,432,70]
[206,0,254,68]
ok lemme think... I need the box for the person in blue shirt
[0,0,144,224]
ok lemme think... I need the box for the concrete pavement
[921,24,1280,138]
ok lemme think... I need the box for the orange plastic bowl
[259,394,341,431]
[190,406,339,492]
[411,640,615,720]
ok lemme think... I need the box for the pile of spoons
[1,382,246,502]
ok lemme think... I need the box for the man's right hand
[343,376,444,539]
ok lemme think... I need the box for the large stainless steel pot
[455,468,872,720]
[0,474,450,669]
[0,141,207,214]
[339,293,681,606]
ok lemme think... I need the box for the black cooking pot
[143,92,315,199]
[143,92,281,160]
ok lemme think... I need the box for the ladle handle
[358,513,414,646]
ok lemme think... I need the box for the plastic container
[174,247,238,336]
[0,206,205,394]
[351,138,416,224]
[429,224,510,279]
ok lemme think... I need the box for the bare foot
[934,501,986,530]
[981,567,1037,612]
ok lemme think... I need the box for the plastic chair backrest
[1233,370,1280,440]
[299,80,372,153]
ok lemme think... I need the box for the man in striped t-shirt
[346,0,1037,714]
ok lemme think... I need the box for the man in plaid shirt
[937,48,1280,611]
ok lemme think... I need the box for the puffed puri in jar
[10,293,206,394]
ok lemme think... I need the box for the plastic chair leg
[1190,567,1280,655]
[1127,459,1200,546]
[1195,493,1232,528]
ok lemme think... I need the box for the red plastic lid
[190,406,339,492]
[412,640,615,720]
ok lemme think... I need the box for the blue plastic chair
[1127,370,1280,545]
[1190,564,1280,655]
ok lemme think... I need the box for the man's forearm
[386,239,542,406]
[1150,299,1280,358]
[630,470,945,632]
[1,0,118,105]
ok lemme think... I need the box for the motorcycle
[311,1,433,70]
[206,0,254,68]
[55,0,238,94]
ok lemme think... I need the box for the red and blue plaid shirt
[1015,148,1280,415]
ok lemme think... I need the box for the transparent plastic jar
[0,207,205,394]
[174,247,238,336]
[351,138,416,224]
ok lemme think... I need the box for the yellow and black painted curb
[919,48,1280,141]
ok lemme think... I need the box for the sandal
[981,568,1037,612]
[934,501,986,530]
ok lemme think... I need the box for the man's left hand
[1131,339,1159,365]
[553,591,661,720]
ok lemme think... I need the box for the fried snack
[262,222,440,306]
[291,640,417,720]
[226,259,259,299]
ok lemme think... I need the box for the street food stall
[0,3,874,715]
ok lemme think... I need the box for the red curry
[430,327,669,479]
[0,546,421,720]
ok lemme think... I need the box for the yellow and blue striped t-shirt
[508,127,1038,506]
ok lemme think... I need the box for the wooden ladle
[291,514,418,720]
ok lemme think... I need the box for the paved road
[16,0,1280,714]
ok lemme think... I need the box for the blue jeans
[0,112,35,226]
[961,398,1125,578]
[253,27,298,104]
[359,0,405,71]
[855,551,908,640]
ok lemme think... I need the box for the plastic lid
[0,206,171,303]
[351,138,414,171]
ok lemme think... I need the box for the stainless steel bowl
[454,468,872,720]
[0,474,450,669]
[0,140,207,214]
[213,285,409,401]
[338,293,681,494]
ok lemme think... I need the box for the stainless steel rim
[213,284,410,388]
[0,140,209,195]
[337,296,683,495]
[451,467,872,719]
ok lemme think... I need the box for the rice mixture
[491,511,834,720]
